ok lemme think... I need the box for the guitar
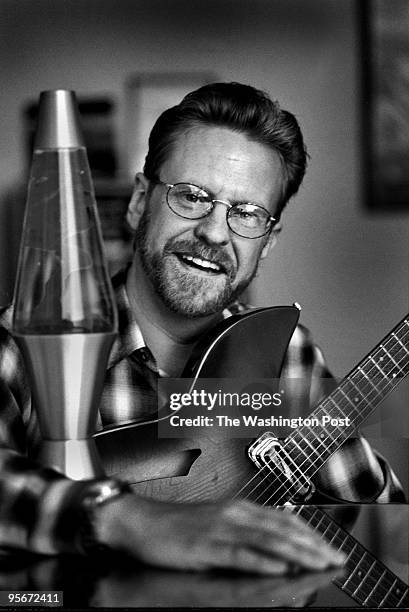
[95,308,409,607]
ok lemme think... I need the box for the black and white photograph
[0,1,407,609]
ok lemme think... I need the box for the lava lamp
[12,90,118,479]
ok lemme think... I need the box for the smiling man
[125,124,284,375]
[0,83,404,574]
[129,126,280,317]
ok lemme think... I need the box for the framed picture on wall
[361,0,409,211]
[124,72,216,181]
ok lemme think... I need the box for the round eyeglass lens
[228,204,271,238]
[168,184,211,219]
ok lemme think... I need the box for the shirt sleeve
[280,324,406,504]
[0,309,121,555]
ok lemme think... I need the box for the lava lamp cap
[34,89,85,149]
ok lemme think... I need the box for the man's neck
[125,258,223,376]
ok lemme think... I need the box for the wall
[0,0,407,482]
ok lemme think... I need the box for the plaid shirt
[0,270,404,555]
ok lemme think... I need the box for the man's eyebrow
[193,183,268,208]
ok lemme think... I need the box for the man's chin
[138,248,244,317]
[159,287,233,318]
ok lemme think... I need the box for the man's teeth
[181,254,222,272]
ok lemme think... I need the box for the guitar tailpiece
[248,432,315,502]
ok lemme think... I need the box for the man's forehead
[159,125,284,209]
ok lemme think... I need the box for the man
[0,83,404,574]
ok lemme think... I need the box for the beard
[134,211,260,318]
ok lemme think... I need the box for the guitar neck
[290,505,409,608]
[283,316,409,479]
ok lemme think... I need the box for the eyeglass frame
[150,179,277,239]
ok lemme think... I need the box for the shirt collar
[107,268,247,370]
[107,269,146,369]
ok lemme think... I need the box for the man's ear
[126,173,150,230]
[260,224,281,260]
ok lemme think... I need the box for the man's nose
[193,201,231,246]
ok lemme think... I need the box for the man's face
[130,126,283,317]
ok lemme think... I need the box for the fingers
[209,542,288,575]
[103,494,346,577]
[208,500,345,574]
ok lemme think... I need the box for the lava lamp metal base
[35,438,105,480]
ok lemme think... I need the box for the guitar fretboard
[282,317,409,483]
[292,505,409,608]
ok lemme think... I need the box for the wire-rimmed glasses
[153,180,276,239]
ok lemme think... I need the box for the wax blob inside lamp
[12,90,118,480]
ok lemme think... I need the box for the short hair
[143,82,307,219]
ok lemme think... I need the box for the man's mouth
[176,253,225,274]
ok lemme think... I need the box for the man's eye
[234,209,260,225]
[184,193,200,203]
[182,192,208,204]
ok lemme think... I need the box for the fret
[358,560,376,603]
[335,544,408,608]
[336,387,360,413]
[320,421,348,442]
[291,433,321,459]
[371,348,407,381]
[358,366,382,394]
[379,577,398,607]
[357,360,389,387]
[380,345,405,375]
[345,542,358,562]
[392,331,409,355]
[308,429,330,451]
[288,504,303,518]
[369,355,391,382]
[312,512,326,532]
[335,532,349,552]
[293,506,409,608]
[321,395,354,427]
[291,427,330,460]
[321,394,343,416]
[327,524,340,548]
[396,586,409,607]
[320,519,335,539]
[281,436,318,479]
[363,568,386,606]
[341,548,360,589]
[345,376,372,409]
[284,434,313,460]
[303,506,320,527]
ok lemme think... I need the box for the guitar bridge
[248,432,315,503]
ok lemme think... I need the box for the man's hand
[96,493,345,575]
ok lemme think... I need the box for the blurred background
[0,1,407,486]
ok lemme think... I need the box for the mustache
[163,239,236,277]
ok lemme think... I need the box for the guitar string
[293,506,395,605]
[292,505,409,606]
[288,323,409,458]
[236,470,409,605]
[234,326,409,504]
[245,340,409,507]
[268,334,409,506]
[285,322,409,459]
[234,323,409,506]
[233,337,409,507]
[230,324,409,605]
[237,483,409,606]
[306,507,409,607]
